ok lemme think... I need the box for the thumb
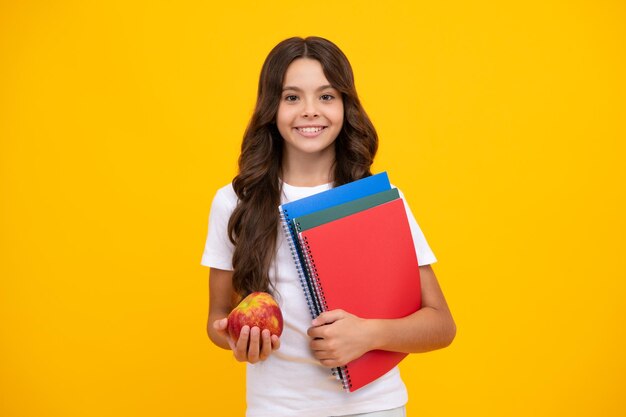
[213,317,228,331]
[312,309,346,327]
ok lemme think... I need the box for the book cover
[299,198,421,392]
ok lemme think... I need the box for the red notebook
[299,198,421,392]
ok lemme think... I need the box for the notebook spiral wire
[279,207,319,319]
[300,235,326,312]
[300,234,351,391]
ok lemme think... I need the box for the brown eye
[285,95,298,102]
[320,94,334,101]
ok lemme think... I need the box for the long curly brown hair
[228,36,378,298]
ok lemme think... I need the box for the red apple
[227,292,284,340]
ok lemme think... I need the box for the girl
[202,36,456,417]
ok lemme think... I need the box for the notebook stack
[279,172,422,392]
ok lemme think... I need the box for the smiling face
[276,58,344,162]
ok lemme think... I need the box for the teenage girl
[202,36,456,417]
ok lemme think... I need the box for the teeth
[298,127,324,133]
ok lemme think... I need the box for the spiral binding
[299,232,351,391]
[279,206,320,319]
[296,227,325,313]
[342,367,352,391]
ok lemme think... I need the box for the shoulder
[209,183,238,221]
[390,183,438,265]
[212,182,238,208]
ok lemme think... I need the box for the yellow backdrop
[1,1,624,416]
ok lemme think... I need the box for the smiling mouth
[296,126,326,134]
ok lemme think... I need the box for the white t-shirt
[202,181,436,417]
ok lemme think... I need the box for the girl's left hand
[307,309,373,368]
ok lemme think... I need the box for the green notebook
[292,188,400,233]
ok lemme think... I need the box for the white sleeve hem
[201,253,234,271]
[417,254,437,266]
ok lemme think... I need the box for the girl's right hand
[213,318,281,364]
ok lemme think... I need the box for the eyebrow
[282,84,335,92]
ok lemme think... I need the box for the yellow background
[1,1,625,416]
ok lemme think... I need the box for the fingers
[247,327,261,363]
[308,311,362,368]
[308,309,351,338]
[311,348,345,369]
[319,358,339,368]
[271,334,281,351]
[309,338,327,351]
[232,326,280,364]
[307,320,335,339]
[311,309,346,327]
[259,329,272,361]
[309,338,337,366]
[310,345,340,368]
[307,326,323,339]
[232,326,251,361]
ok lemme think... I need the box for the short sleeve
[201,184,237,270]
[396,188,437,266]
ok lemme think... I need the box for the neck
[281,148,335,187]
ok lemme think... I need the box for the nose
[301,98,319,118]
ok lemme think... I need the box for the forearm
[367,306,456,354]
[207,268,237,351]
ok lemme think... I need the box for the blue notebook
[278,172,392,319]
